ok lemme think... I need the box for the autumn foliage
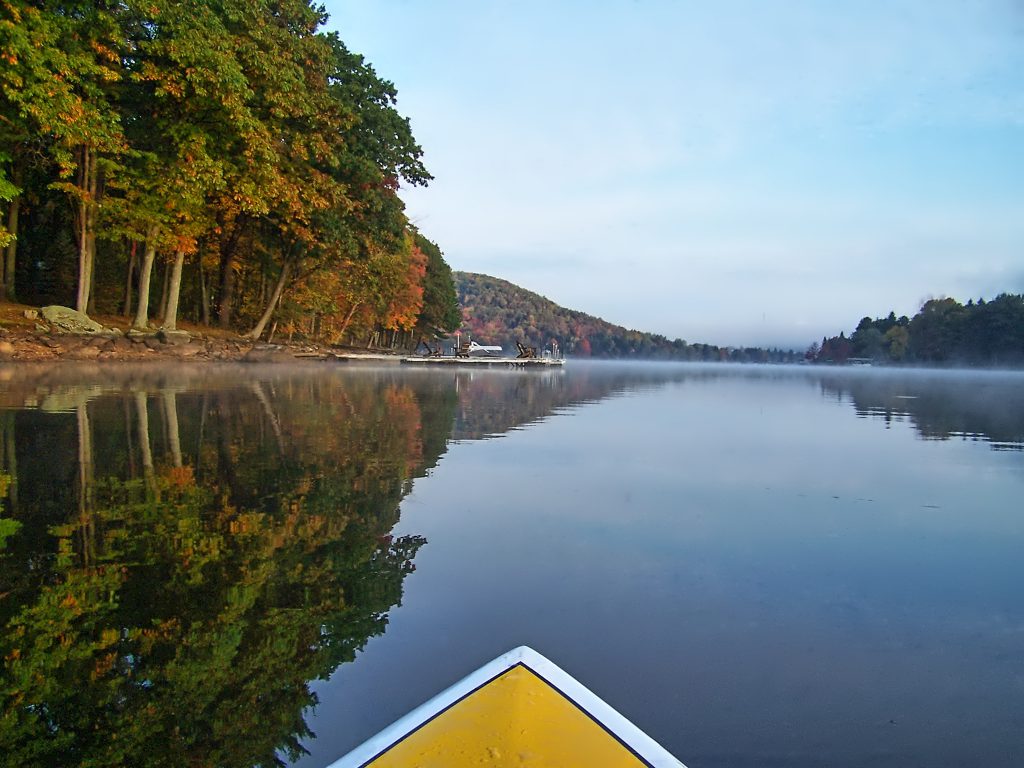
[0,0,460,346]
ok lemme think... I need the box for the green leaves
[415,233,461,336]
[0,517,19,550]
[2,0,452,341]
[0,377,444,767]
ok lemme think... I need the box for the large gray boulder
[157,328,192,345]
[41,306,105,334]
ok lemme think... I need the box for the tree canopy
[0,0,459,344]
[813,294,1024,366]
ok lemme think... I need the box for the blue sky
[322,0,1023,349]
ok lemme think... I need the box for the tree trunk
[335,302,360,342]
[199,256,211,325]
[250,381,284,453]
[162,390,182,468]
[3,166,20,301]
[195,392,208,480]
[75,146,90,312]
[123,240,138,317]
[217,255,235,328]
[244,260,291,340]
[162,249,185,331]
[75,403,93,565]
[76,145,97,313]
[157,259,170,323]
[135,391,155,493]
[123,396,136,479]
[86,237,96,315]
[132,228,158,330]
[216,214,246,329]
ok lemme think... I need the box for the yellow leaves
[228,513,265,536]
[90,40,118,64]
[100,628,120,647]
[1,1,23,23]
[137,60,160,82]
[159,80,185,99]
[142,618,181,642]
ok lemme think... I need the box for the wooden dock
[401,356,564,369]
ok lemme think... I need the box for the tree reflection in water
[0,368,450,768]
[2,363,1021,766]
[817,370,1024,450]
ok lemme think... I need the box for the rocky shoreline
[0,305,397,364]
[0,327,296,363]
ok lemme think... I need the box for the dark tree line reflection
[817,370,1024,450]
[0,364,642,768]
[0,367,449,767]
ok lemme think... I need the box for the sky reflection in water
[300,363,1024,768]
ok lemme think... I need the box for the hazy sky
[323,0,1023,349]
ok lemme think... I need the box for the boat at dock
[326,645,686,767]
[404,336,564,367]
[401,355,564,368]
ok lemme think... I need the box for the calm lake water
[1,361,1022,767]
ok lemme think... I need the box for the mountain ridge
[455,271,798,361]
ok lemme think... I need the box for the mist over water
[0,362,1021,767]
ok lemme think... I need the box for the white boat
[467,340,503,355]
[326,645,686,767]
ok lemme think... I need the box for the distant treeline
[0,1,460,347]
[456,272,800,362]
[812,294,1024,366]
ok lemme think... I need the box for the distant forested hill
[813,293,1024,366]
[455,272,798,362]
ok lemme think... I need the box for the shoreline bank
[0,327,407,365]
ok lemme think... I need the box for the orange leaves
[384,388,424,467]
[165,465,196,488]
[173,233,197,255]
[60,593,80,611]
[90,40,119,64]
[382,239,426,332]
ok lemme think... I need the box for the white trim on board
[325,645,687,768]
